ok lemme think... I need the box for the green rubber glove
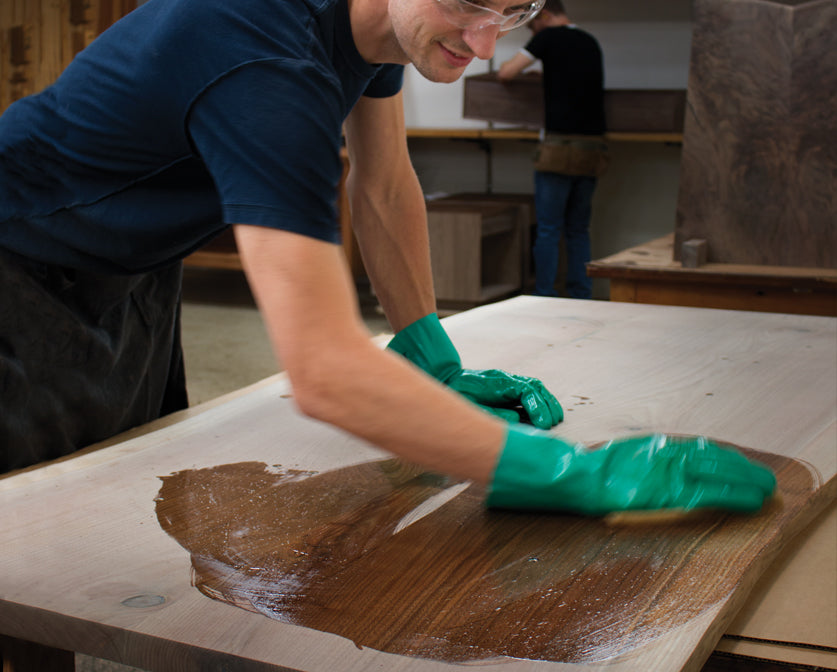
[387,313,563,429]
[487,426,777,515]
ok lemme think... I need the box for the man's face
[388,0,512,83]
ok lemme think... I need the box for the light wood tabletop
[1,297,834,672]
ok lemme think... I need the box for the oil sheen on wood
[155,444,815,666]
[674,0,837,268]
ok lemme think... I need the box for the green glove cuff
[486,425,595,513]
[386,313,462,384]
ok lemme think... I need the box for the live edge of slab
[587,234,837,317]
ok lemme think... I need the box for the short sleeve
[187,59,344,243]
[362,64,404,98]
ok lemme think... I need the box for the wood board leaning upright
[0,297,835,672]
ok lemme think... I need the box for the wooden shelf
[406,128,486,139]
[407,128,682,143]
[462,73,687,135]
[605,131,682,143]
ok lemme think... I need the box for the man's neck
[348,0,402,64]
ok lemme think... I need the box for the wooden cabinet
[430,192,537,289]
[426,201,523,309]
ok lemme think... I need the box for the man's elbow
[283,342,368,428]
[286,359,337,423]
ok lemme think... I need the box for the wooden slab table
[1,297,835,672]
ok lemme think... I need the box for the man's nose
[462,23,501,60]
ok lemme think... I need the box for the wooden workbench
[1,297,835,672]
[587,234,837,317]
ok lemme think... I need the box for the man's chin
[416,64,466,84]
[428,71,464,84]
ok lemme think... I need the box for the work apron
[533,133,610,177]
[0,247,188,473]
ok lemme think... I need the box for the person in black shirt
[498,0,606,299]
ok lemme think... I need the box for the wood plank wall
[0,0,136,114]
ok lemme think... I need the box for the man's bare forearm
[344,93,436,333]
[348,162,435,332]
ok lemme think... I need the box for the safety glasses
[436,0,545,31]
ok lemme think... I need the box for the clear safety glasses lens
[437,0,545,31]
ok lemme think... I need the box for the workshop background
[1,0,834,668]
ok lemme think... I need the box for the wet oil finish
[154,445,815,665]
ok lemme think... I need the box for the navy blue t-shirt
[0,0,403,273]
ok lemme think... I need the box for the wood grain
[0,0,135,114]
[0,297,834,672]
[153,447,813,665]
[675,0,837,268]
[430,193,536,288]
[425,202,522,307]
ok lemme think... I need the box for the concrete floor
[179,267,393,406]
[75,267,393,672]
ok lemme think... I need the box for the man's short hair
[542,0,566,15]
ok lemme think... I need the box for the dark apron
[0,248,188,473]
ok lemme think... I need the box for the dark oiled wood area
[155,445,814,665]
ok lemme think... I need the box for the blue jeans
[532,171,597,299]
